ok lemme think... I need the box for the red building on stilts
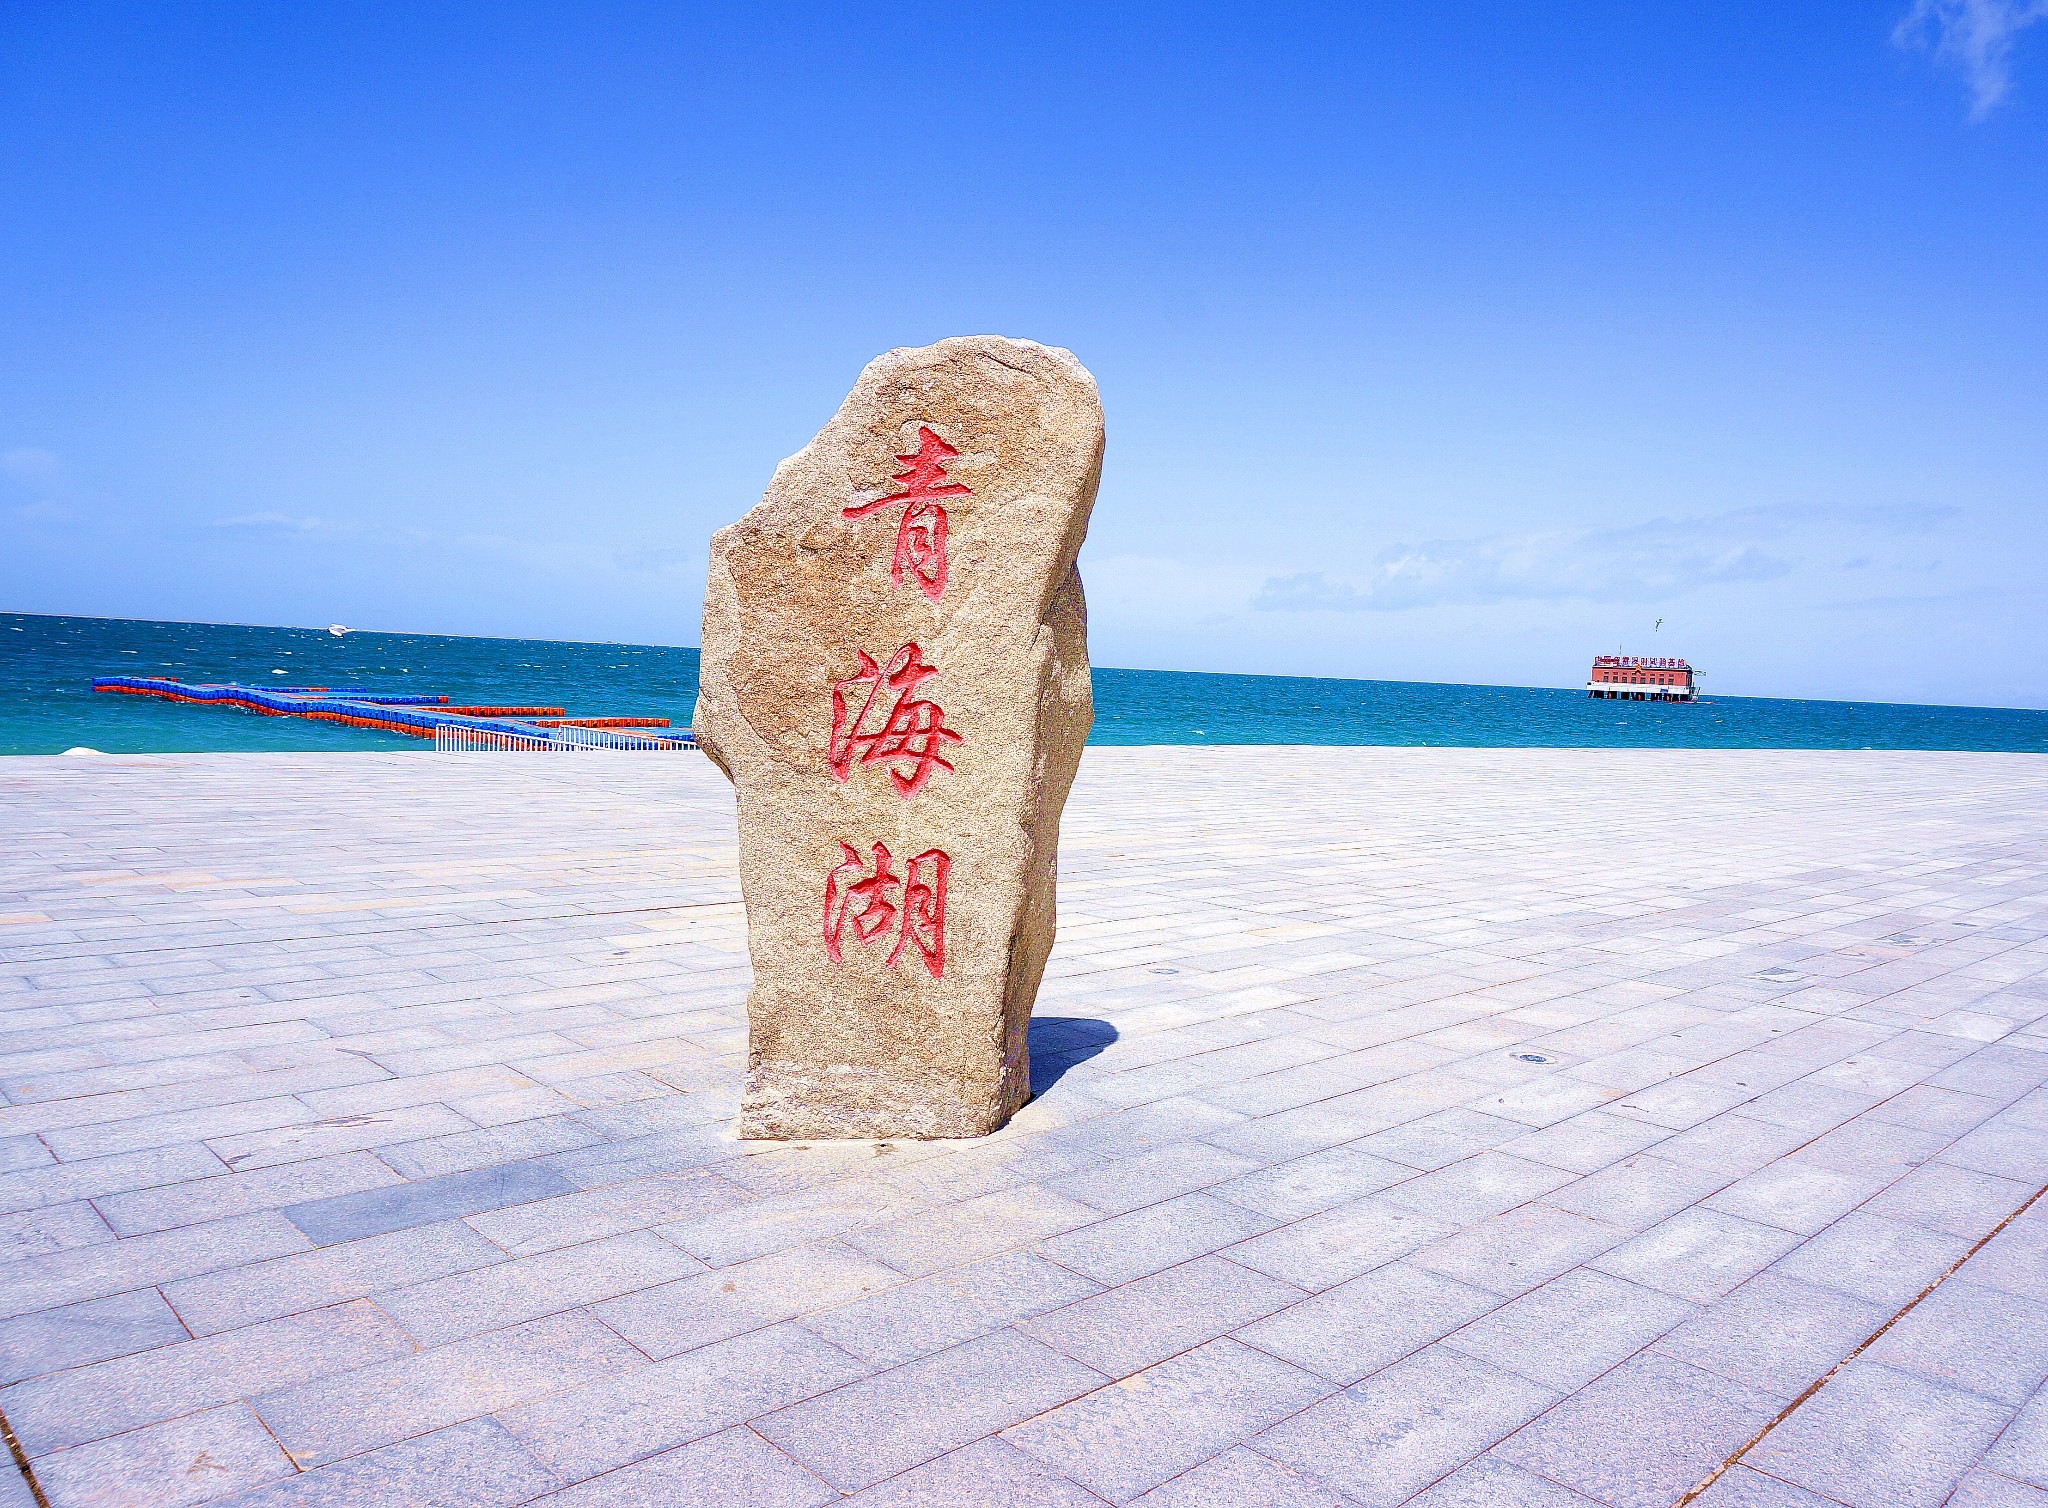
[1586,655,1698,703]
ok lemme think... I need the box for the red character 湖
[822,841,950,978]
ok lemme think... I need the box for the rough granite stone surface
[694,336,1103,1140]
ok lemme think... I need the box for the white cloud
[1896,0,2048,117]
[1249,503,1952,614]
[10,499,73,524]
[1,447,62,482]
[211,512,343,533]
[611,544,698,573]
[1081,553,1271,629]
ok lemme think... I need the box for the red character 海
[828,642,963,798]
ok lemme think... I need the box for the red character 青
[822,840,950,978]
[828,642,963,798]
[843,425,968,601]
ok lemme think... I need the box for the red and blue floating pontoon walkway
[91,677,696,750]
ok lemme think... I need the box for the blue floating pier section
[92,676,697,751]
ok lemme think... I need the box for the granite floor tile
[1351,1108,1528,1171]
[1955,1210,2048,1300]
[796,1246,1099,1369]
[378,1116,607,1180]
[254,1309,642,1468]
[1607,1078,1754,1132]
[594,1240,900,1357]
[1444,1268,1697,1392]
[1796,1116,1951,1179]
[1654,1271,1889,1399]
[839,1186,1104,1278]
[835,1438,1108,1507]
[378,1229,702,1347]
[1590,1207,1805,1304]
[163,1219,507,1335]
[1864,1278,2048,1407]
[1862,1164,2037,1241]
[497,1321,870,1484]
[1219,1196,1452,1291]
[1984,1388,2048,1488]
[461,1170,748,1256]
[1768,1210,1972,1308]
[1035,1192,1276,1287]
[294,1065,539,1120]
[0,1212,311,1322]
[0,1137,54,1176]
[1409,1202,1633,1296]
[1945,1121,2048,1182]
[1746,1360,2013,1508]
[1702,1161,1890,1237]
[1255,1345,1560,1508]
[655,1177,917,1267]
[279,1160,577,1247]
[1204,1145,1412,1221]
[0,1202,116,1263]
[0,1288,190,1386]
[541,1125,732,1189]
[6,1298,415,1456]
[1686,1463,1844,1506]
[94,1152,407,1238]
[1541,1154,1734,1230]
[1868,1085,2003,1138]
[1947,1470,2048,1507]
[28,1402,294,1508]
[1373,1151,1576,1225]
[197,1417,560,1508]
[1002,1337,1332,1503]
[7,745,2048,1508]
[757,1328,1107,1492]
[1125,1445,1351,1508]
[1019,1254,1305,1377]
[207,1104,482,1171]
[1495,1351,1781,1508]
[518,1425,833,1508]
[1047,1142,1261,1216]
[1499,1110,1673,1176]
[1235,1260,1500,1385]
[39,1098,320,1164]
[1654,1094,1816,1151]
[1403,1454,1606,1506]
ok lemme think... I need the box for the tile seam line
[0,1402,51,1508]
[0,898,748,965]
[1145,1024,2009,1486]
[693,959,1965,1253]
[1671,1175,2048,1507]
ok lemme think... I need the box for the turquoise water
[5,612,2045,756]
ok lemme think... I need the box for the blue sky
[3,1,2044,707]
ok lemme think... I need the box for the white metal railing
[433,724,694,753]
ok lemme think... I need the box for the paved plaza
[0,744,2044,1508]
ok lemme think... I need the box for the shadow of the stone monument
[1026,1016,1119,1099]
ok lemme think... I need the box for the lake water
[5,612,2045,756]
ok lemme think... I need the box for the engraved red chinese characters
[822,841,950,978]
[842,425,967,601]
[828,642,964,798]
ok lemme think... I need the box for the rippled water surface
[5,613,2044,755]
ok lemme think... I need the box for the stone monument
[694,336,1103,1140]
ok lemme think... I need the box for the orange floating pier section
[92,677,697,750]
